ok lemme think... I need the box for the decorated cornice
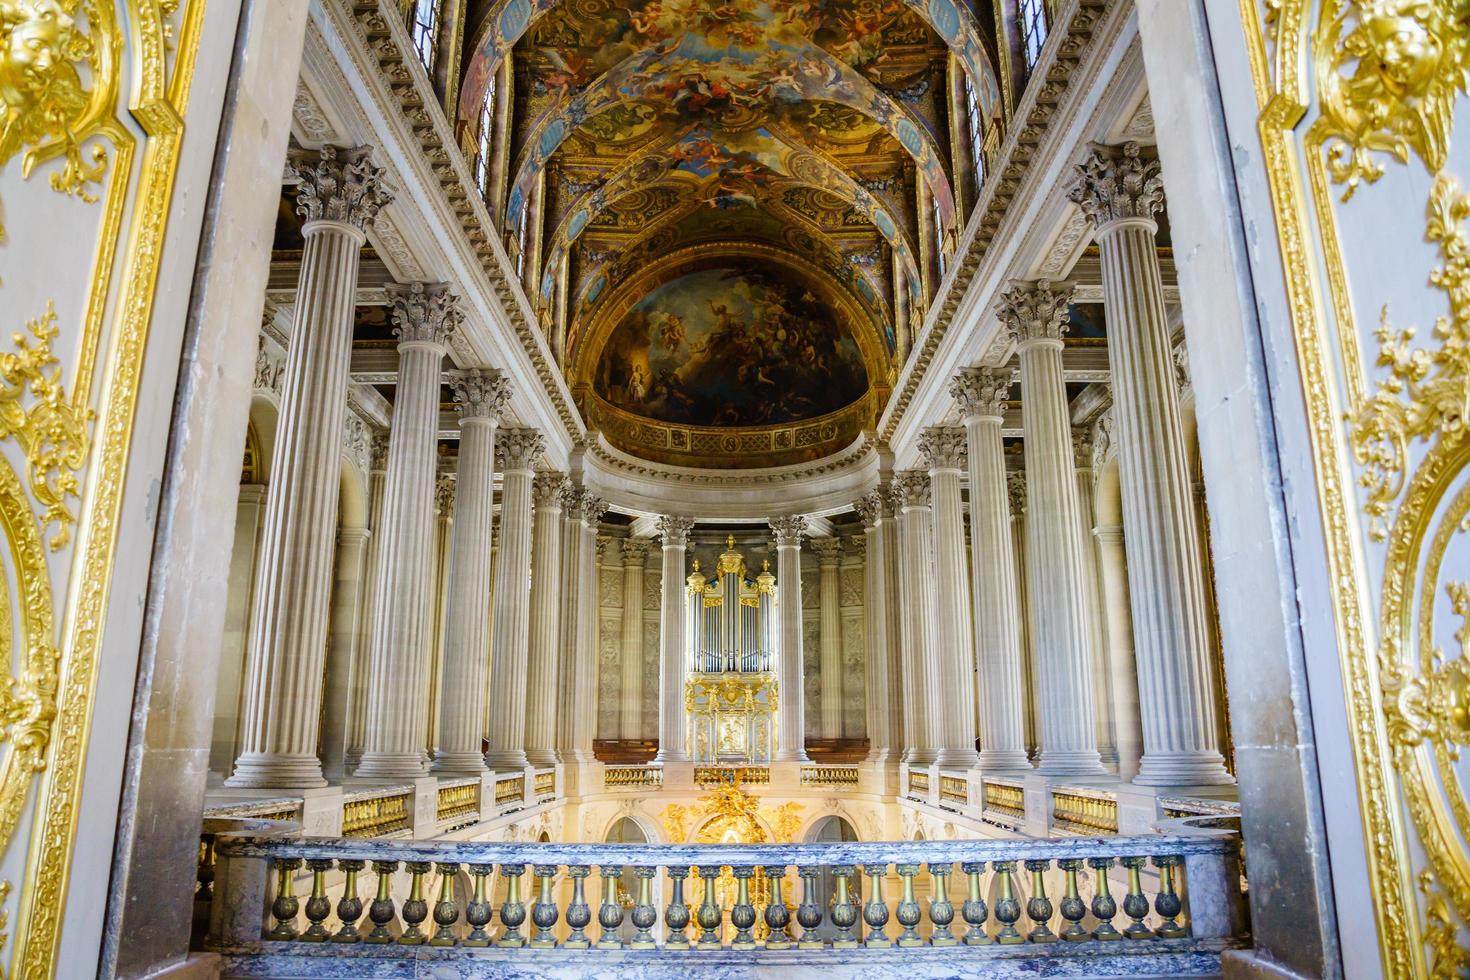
[917,426,967,471]
[451,368,512,421]
[387,282,462,348]
[289,144,393,231]
[998,279,1075,348]
[769,515,809,548]
[949,366,1011,421]
[1068,141,1164,230]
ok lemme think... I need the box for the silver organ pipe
[686,537,776,675]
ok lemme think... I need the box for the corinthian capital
[656,515,696,548]
[1006,472,1027,516]
[623,537,654,565]
[496,428,545,471]
[950,366,1012,421]
[1068,141,1164,230]
[435,473,456,514]
[853,489,886,528]
[452,369,512,421]
[811,537,843,565]
[890,470,931,509]
[998,279,1074,347]
[388,282,461,349]
[918,427,967,471]
[769,515,808,547]
[533,471,571,507]
[289,145,392,231]
[579,493,610,525]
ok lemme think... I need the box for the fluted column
[354,283,459,780]
[227,146,390,788]
[1071,142,1231,785]
[523,471,569,767]
[654,516,695,763]
[345,439,388,770]
[1094,523,1143,779]
[558,492,608,763]
[950,368,1032,773]
[426,474,456,753]
[1001,280,1106,776]
[433,371,511,773]
[483,429,545,771]
[811,537,844,740]
[854,494,893,766]
[1008,472,1040,758]
[1071,424,1118,769]
[918,428,980,768]
[891,471,938,765]
[619,538,653,740]
[770,516,810,763]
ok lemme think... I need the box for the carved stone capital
[289,145,392,231]
[387,282,461,349]
[580,493,610,525]
[533,472,571,508]
[622,537,654,566]
[496,428,545,471]
[950,366,1012,421]
[435,473,456,515]
[656,515,696,549]
[811,537,843,565]
[853,489,886,528]
[890,470,931,510]
[918,426,967,471]
[1091,411,1114,474]
[1071,425,1095,471]
[1068,141,1164,230]
[769,515,808,547]
[451,369,512,421]
[369,433,389,471]
[998,280,1074,348]
[1006,472,1027,516]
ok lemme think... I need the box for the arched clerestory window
[474,73,497,199]
[408,0,442,73]
[1018,0,1049,70]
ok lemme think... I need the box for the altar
[684,538,780,765]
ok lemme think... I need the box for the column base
[352,751,431,780]
[905,749,938,766]
[1133,750,1235,787]
[933,748,979,769]
[224,752,328,789]
[1036,749,1109,777]
[430,751,487,775]
[975,749,1034,774]
[525,749,559,768]
[483,750,530,771]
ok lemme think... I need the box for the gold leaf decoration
[1420,871,1470,978]
[0,301,91,550]
[1315,0,1470,200]
[1350,173,1470,539]
[0,0,119,242]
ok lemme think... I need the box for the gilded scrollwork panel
[1241,0,1470,974]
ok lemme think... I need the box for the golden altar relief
[685,672,777,765]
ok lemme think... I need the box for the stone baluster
[770,515,811,762]
[951,368,1032,772]
[432,370,511,773]
[891,471,938,765]
[1070,142,1232,785]
[811,537,844,740]
[355,282,460,779]
[654,516,696,763]
[619,537,653,741]
[524,471,569,767]
[227,146,390,788]
[1000,280,1106,775]
[484,429,546,771]
[919,427,980,768]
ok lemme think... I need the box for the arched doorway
[805,816,861,941]
[605,816,650,942]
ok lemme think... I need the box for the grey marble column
[770,516,811,763]
[654,516,695,763]
[432,371,510,774]
[619,538,653,741]
[483,429,545,771]
[1001,280,1106,776]
[891,471,938,765]
[918,428,980,768]
[811,537,844,740]
[950,368,1032,773]
[854,493,893,766]
[227,147,390,788]
[354,283,459,780]
[1071,142,1231,785]
[524,472,569,768]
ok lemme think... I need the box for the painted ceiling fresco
[595,265,868,427]
[456,0,1001,466]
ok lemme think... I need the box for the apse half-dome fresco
[594,266,868,428]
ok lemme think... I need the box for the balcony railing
[202,826,1245,972]
[605,765,663,790]
[801,765,860,788]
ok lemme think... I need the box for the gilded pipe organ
[685,538,779,765]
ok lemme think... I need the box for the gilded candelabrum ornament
[0,0,119,244]
[1314,0,1470,200]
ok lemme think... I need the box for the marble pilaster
[355,283,460,780]
[854,493,893,767]
[1001,280,1105,776]
[654,516,696,764]
[950,369,1031,773]
[1094,523,1143,780]
[432,370,510,773]
[619,538,653,741]
[227,147,390,788]
[770,516,811,763]
[811,537,844,740]
[918,428,980,768]
[345,439,388,770]
[559,492,608,764]
[483,429,546,771]
[524,472,570,768]
[891,471,938,766]
[1071,142,1231,785]
[1072,425,1118,769]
